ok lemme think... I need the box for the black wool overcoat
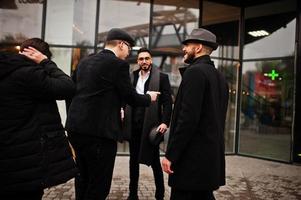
[66,50,150,141]
[165,55,229,191]
[0,52,77,192]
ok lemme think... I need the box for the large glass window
[98,0,150,48]
[244,1,296,59]
[212,59,239,153]
[97,0,151,153]
[151,1,198,51]
[50,47,73,126]
[240,59,294,161]
[0,1,43,44]
[50,47,94,125]
[150,0,199,151]
[203,1,240,60]
[239,0,296,161]
[150,0,199,92]
[203,1,240,153]
[45,0,96,46]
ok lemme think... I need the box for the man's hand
[19,46,47,64]
[146,91,160,102]
[162,157,174,174]
[156,123,168,134]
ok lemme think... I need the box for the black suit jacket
[165,55,229,191]
[130,68,173,165]
[66,49,151,141]
[132,68,172,126]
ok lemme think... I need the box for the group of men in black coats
[0,27,228,200]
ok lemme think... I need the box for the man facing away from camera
[0,38,77,200]
[162,28,229,200]
[124,47,172,200]
[66,28,160,200]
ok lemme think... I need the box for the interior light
[132,46,142,51]
[248,30,269,37]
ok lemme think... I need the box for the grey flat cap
[106,28,135,47]
[182,28,218,50]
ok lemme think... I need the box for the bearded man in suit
[162,28,229,200]
[125,48,172,200]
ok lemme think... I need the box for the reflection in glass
[98,0,150,48]
[203,1,240,59]
[244,0,296,59]
[239,59,294,161]
[45,0,96,46]
[97,0,151,153]
[149,0,200,151]
[213,59,239,153]
[0,1,42,43]
[0,45,21,53]
[50,48,72,126]
[50,47,94,126]
[71,48,95,72]
[151,1,199,53]
[202,1,240,153]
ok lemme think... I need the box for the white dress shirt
[136,70,150,94]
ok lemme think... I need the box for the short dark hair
[137,47,152,57]
[20,38,52,59]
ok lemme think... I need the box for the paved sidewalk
[43,156,301,200]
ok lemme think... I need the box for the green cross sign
[267,69,279,80]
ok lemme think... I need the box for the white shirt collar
[136,70,150,94]
[104,47,117,57]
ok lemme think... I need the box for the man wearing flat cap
[66,28,160,200]
[162,28,229,200]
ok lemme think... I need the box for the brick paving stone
[43,156,301,200]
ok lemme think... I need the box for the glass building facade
[1,0,300,163]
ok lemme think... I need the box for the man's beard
[184,49,195,64]
[184,49,196,64]
[140,64,151,72]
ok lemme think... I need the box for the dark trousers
[129,127,164,200]
[0,190,44,200]
[170,188,215,200]
[70,136,117,200]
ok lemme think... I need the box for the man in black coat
[125,48,172,200]
[162,28,229,200]
[0,38,77,200]
[66,28,160,200]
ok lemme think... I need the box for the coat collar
[191,55,213,66]
[178,55,214,77]
[101,49,116,56]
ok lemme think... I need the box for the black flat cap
[106,28,135,47]
[182,28,218,50]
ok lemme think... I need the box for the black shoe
[127,195,139,200]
